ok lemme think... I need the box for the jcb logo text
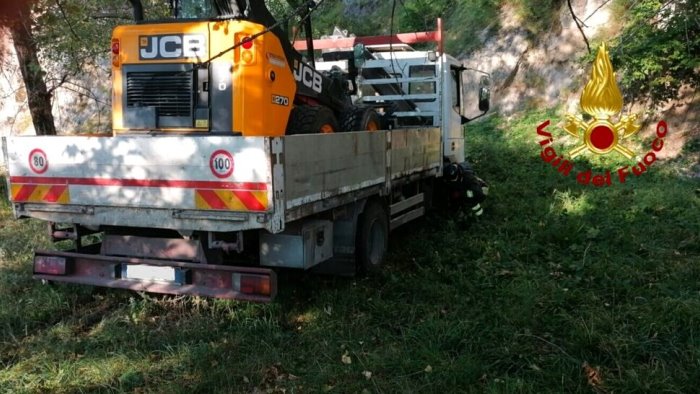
[139,34,206,60]
[293,61,323,93]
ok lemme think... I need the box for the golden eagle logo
[563,43,640,159]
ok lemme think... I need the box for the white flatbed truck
[2,18,489,302]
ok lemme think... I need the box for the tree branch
[91,13,131,20]
[55,0,81,42]
[0,85,23,100]
[583,0,613,23]
[55,78,108,105]
[568,0,591,54]
[47,73,69,94]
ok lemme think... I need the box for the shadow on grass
[1,112,699,392]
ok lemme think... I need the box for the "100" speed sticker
[209,150,234,178]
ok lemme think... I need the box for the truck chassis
[4,128,440,301]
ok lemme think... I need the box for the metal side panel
[390,128,441,179]
[284,131,386,209]
[13,203,265,232]
[5,135,274,231]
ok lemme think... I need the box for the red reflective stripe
[232,190,266,211]
[197,190,229,210]
[9,176,267,191]
[13,185,37,201]
[43,185,67,202]
[9,176,67,186]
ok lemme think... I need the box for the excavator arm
[208,0,353,111]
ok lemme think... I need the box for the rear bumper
[33,250,277,302]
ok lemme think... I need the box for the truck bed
[3,128,441,233]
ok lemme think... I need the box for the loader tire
[356,199,389,273]
[287,105,339,135]
[340,106,381,132]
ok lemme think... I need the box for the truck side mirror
[459,68,491,124]
[478,76,490,112]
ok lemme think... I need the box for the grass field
[1,111,699,393]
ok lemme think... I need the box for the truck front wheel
[356,200,389,273]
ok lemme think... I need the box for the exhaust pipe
[127,0,143,21]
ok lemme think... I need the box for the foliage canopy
[608,0,699,103]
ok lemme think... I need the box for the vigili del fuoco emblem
[563,43,640,159]
[536,43,668,187]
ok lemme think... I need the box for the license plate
[123,264,183,284]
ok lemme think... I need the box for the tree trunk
[9,7,56,136]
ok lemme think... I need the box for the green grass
[1,111,699,393]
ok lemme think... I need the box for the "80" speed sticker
[28,149,49,174]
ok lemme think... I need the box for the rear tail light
[241,36,253,50]
[237,35,255,65]
[111,39,120,67]
[232,273,271,296]
[34,256,68,275]
[241,51,253,64]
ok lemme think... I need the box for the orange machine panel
[111,20,296,136]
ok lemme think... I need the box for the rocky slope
[462,0,698,160]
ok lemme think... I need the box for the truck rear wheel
[356,200,388,273]
[287,105,339,135]
[341,106,381,132]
